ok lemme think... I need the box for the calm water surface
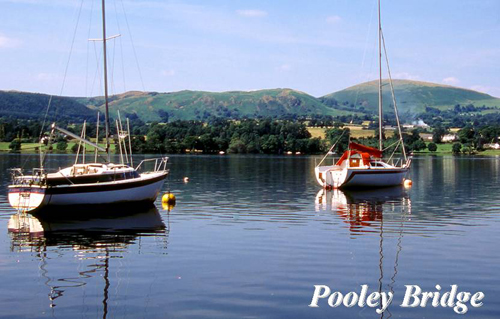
[0,154,499,318]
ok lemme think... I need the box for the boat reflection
[315,187,411,233]
[7,205,168,315]
[316,187,410,318]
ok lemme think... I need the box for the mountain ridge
[1,80,499,122]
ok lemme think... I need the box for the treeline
[136,119,324,154]
[419,105,499,128]
[4,116,500,156]
[450,125,500,154]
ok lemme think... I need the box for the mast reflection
[316,187,411,318]
[7,205,168,316]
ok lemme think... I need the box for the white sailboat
[8,0,169,213]
[315,0,411,189]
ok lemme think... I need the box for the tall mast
[378,0,383,151]
[102,0,111,162]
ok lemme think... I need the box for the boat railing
[315,156,337,167]
[135,157,169,174]
[376,157,406,167]
[9,168,47,186]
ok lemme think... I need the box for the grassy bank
[415,143,500,156]
[0,142,115,153]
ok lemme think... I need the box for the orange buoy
[404,179,413,187]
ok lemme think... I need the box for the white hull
[46,177,165,206]
[8,172,167,213]
[315,166,408,189]
[8,186,46,212]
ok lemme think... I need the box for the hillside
[80,89,353,122]
[2,80,500,123]
[0,91,96,120]
[321,80,500,116]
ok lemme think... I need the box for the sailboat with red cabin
[315,0,412,189]
[315,142,410,189]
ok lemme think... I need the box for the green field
[415,143,500,156]
[307,126,394,139]
[0,142,115,153]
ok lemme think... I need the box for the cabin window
[349,159,360,167]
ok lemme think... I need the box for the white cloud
[393,72,421,81]
[326,15,341,24]
[442,77,459,85]
[470,85,500,97]
[236,9,268,18]
[470,85,488,93]
[161,69,176,76]
[0,35,20,48]
[36,73,58,81]
[276,64,291,72]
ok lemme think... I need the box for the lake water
[0,154,499,318]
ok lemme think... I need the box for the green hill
[2,80,500,123]
[321,80,500,115]
[80,89,353,122]
[0,91,96,120]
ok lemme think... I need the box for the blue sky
[0,0,499,97]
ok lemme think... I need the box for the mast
[378,0,383,151]
[102,0,111,162]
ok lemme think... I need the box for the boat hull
[341,168,408,188]
[315,166,408,189]
[8,172,167,213]
[8,186,46,212]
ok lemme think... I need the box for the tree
[412,139,427,151]
[56,140,68,151]
[325,127,350,153]
[452,143,462,155]
[9,139,21,151]
[228,139,247,153]
[428,142,437,152]
[432,125,447,143]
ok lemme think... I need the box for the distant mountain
[321,80,500,115]
[0,91,96,120]
[2,80,499,123]
[79,89,352,122]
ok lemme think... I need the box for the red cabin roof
[335,142,382,166]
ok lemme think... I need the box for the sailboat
[7,0,169,213]
[315,0,411,189]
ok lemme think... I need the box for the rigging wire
[91,41,104,97]
[110,39,117,95]
[119,0,146,92]
[85,0,96,97]
[381,30,407,161]
[353,0,378,108]
[39,0,85,141]
[347,0,377,139]
[113,0,127,92]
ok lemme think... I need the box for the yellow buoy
[162,192,176,205]
[162,202,176,211]
[404,179,413,187]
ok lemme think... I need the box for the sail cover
[348,142,383,158]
